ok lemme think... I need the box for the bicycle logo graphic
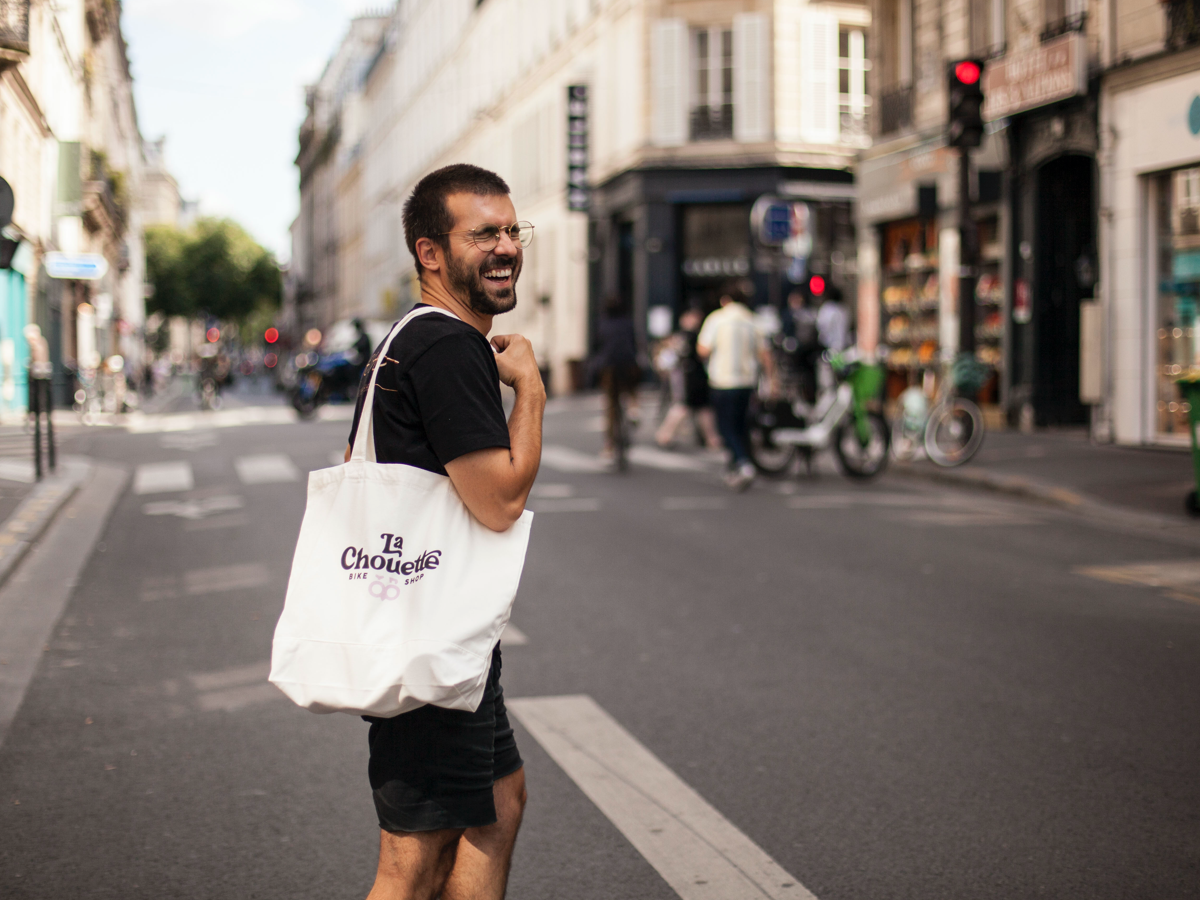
[369,578,401,602]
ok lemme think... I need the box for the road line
[508,695,817,900]
[133,461,194,494]
[0,464,128,748]
[628,445,711,472]
[184,563,271,595]
[189,661,269,692]
[235,453,300,484]
[529,483,575,499]
[540,445,608,473]
[500,622,528,645]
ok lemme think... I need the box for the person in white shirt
[816,283,850,352]
[697,291,775,490]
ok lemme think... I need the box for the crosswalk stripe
[500,622,528,645]
[133,461,194,494]
[235,454,300,484]
[508,695,817,900]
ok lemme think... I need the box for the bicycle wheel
[924,398,985,467]
[834,411,890,479]
[890,417,924,461]
[747,402,797,477]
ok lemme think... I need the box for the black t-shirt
[347,306,510,476]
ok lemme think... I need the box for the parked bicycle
[891,356,987,467]
[748,348,890,480]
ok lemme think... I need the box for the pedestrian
[782,289,820,404]
[342,163,543,900]
[697,290,775,491]
[591,294,641,460]
[655,307,722,450]
[816,282,850,353]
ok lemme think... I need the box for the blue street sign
[45,252,108,280]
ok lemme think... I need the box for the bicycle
[891,355,986,467]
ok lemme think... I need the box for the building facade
[300,0,871,393]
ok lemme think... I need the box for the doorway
[1033,154,1094,426]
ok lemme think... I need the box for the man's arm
[444,333,545,532]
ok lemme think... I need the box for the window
[690,26,733,140]
[838,26,869,145]
[1154,167,1200,437]
[1043,0,1085,39]
[970,0,1006,55]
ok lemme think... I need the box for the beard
[444,247,521,317]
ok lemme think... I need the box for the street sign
[45,252,108,280]
[566,85,589,212]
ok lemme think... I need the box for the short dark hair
[402,164,511,274]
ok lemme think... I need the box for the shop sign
[750,195,812,255]
[45,252,108,280]
[566,85,589,212]
[981,32,1085,121]
[682,256,751,277]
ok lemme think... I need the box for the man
[697,291,774,491]
[343,164,544,900]
[816,283,850,353]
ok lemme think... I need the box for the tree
[145,218,282,326]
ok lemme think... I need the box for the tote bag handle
[349,306,460,463]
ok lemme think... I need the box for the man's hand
[491,333,544,396]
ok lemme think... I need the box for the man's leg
[441,767,527,900]
[729,388,754,466]
[710,389,737,466]
[367,826,464,900]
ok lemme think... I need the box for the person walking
[697,290,774,490]
[591,295,641,460]
[343,164,544,900]
[655,306,722,450]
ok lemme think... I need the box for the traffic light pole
[957,146,977,357]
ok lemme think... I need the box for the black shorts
[365,645,523,833]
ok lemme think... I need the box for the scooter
[289,351,364,419]
[748,349,890,480]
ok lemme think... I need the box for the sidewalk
[893,427,1197,525]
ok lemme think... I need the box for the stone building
[310,0,871,394]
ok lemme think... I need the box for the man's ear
[415,237,443,273]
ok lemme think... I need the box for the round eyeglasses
[440,221,535,252]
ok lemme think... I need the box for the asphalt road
[1,383,1198,899]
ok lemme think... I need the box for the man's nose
[493,230,519,256]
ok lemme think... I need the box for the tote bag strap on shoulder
[350,306,461,463]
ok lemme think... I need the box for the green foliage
[145,218,282,327]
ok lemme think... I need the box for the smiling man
[344,164,544,900]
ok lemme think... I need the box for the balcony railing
[0,0,28,55]
[878,85,913,136]
[1040,10,1087,42]
[1166,0,1200,49]
[690,104,734,141]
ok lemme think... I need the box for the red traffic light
[206,327,220,343]
[955,61,981,85]
[265,327,279,344]
[809,275,826,296]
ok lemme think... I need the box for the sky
[122,0,380,261]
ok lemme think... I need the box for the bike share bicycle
[891,354,987,467]
[747,342,890,480]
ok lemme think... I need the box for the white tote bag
[270,306,534,717]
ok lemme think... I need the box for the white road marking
[159,431,218,451]
[125,406,296,434]
[627,445,710,472]
[540,445,608,473]
[1076,559,1200,605]
[897,509,1035,526]
[142,495,244,520]
[197,683,282,712]
[509,695,817,900]
[235,453,300,484]
[182,513,250,532]
[0,459,35,483]
[189,661,269,692]
[662,496,729,511]
[527,498,601,513]
[186,662,282,712]
[133,461,194,494]
[501,622,529,645]
[530,483,575,499]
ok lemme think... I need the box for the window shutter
[799,10,839,144]
[733,13,770,143]
[651,18,688,147]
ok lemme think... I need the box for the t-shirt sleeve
[408,332,511,465]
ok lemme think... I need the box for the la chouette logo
[341,533,443,599]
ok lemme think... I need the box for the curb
[890,459,1200,544]
[0,458,93,591]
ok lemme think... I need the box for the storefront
[1102,49,1200,445]
[588,166,857,349]
[856,132,1008,409]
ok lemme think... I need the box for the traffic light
[947,59,985,148]
[808,274,826,297]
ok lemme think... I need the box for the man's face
[441,192,523,317]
